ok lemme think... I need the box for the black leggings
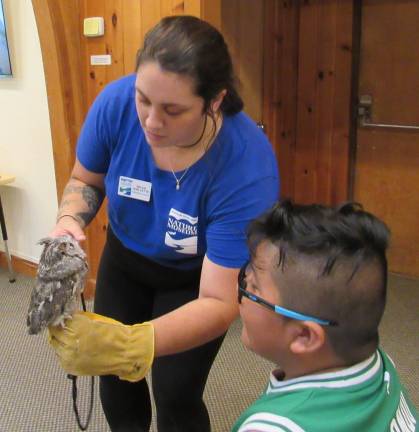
[94,228,225,432]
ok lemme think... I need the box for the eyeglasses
[237,261,338,326]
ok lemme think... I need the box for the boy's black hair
[247,200,390,363]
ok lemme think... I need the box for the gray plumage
[26,235,88,335]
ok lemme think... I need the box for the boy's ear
[288,321,326,354]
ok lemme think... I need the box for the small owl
[27,235,88,335]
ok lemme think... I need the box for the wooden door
[354,0,419,277]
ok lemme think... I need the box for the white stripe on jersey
[238,423,288,432]
[238,413,305,432]
[268,351,381,394]
[269,351,376,389]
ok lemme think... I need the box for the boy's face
[239,241,289,364]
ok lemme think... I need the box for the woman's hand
[49,214,86,242]
[48,311,155,382]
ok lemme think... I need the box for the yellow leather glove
[48,311,154,382]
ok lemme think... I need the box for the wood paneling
[263,0,299,199]
[140,0,211,40]
[122,2,143,74]
[81,1,128,107]
[81,0,221,108]
[201,0,221,30]
[354,1,419,277]
[294,0,352,205]
[221,0,264,122]
[263,0,353,205]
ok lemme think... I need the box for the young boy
[233,200,417,432]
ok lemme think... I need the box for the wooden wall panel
[105,0,125,78]
[160,0,200,17]
[161,0,183,16]
[184,0,201,17]
[315,2,335,203]
[330,0,353,204]
[122,2,143,74]
[293,0,352,205]
[221,0,264,122]
[81,1,126,107]
[201,0,221,29]
[263,0,299,199]
[80,0,212,104]
[262,0,352,205]
[140,0,162,39]
[294,1,319,204]
[139,0,205,41]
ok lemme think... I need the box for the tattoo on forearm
[82,185,104,212]
[58,183,83,215]
[60,199,79,208]
[63,184,84,195]
[76,212,96,227]
[58,182,104,228]
[77,185,105,226]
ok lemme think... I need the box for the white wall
[0,0,57,263]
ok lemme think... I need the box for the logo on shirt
[165,208,198,255]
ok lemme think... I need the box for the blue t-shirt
[77,74,279,270]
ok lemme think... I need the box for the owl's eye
[68,243,74,249]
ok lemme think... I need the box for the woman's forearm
[152,297,239,357]
[57,178,105,228]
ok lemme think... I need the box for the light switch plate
[84,17,105,37]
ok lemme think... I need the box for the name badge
[118,176,151,202]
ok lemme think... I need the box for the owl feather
[26,235,88,335]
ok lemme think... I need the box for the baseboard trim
[0,253,96,299]
[0,252,37,278]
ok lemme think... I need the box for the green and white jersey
[232,349,417,432]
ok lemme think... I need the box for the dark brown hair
[136,15,243,116]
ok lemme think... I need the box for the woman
[49,15,279,432]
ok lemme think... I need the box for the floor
[0,269,417,431]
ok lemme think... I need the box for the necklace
[169,113,221,190]
[169,116,207,190]
[171,167,189,191]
